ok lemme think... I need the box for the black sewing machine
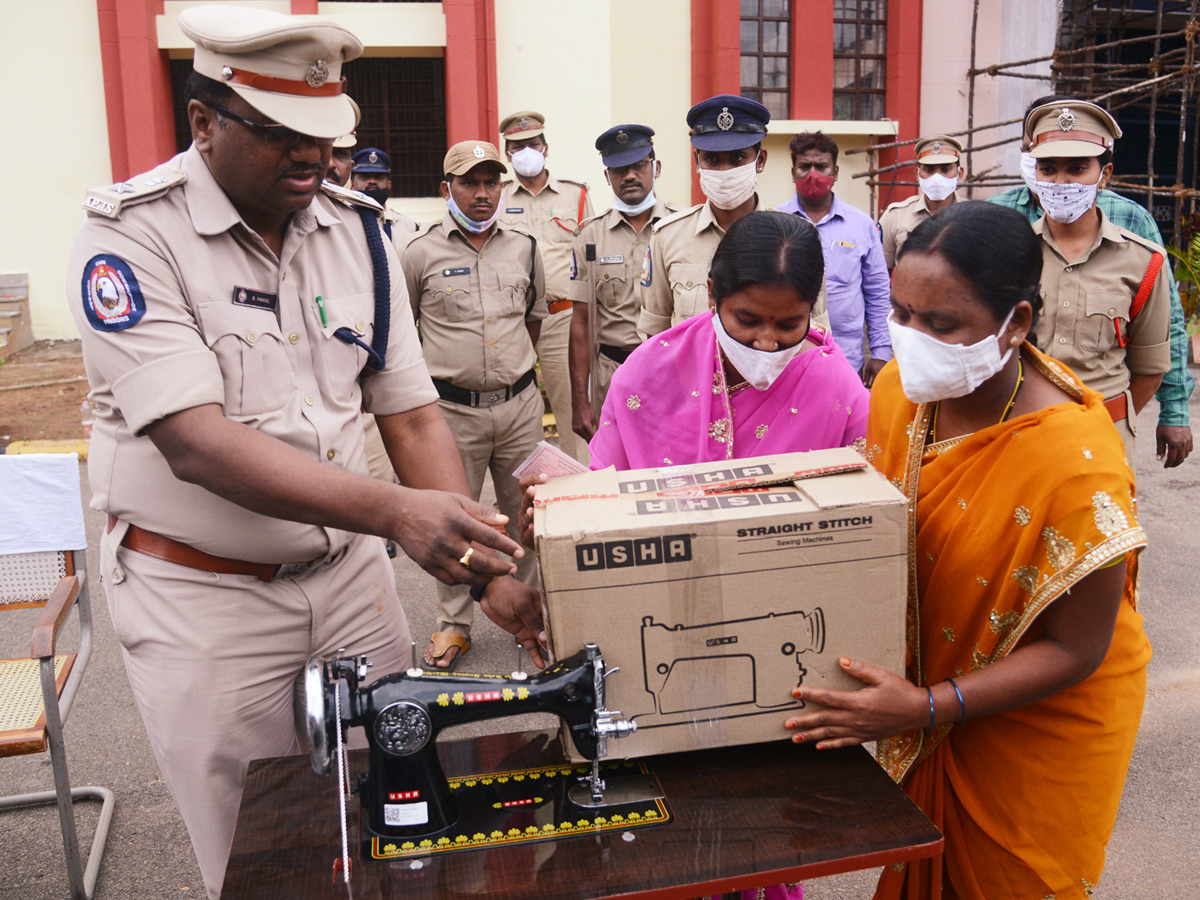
[305,643,665,860]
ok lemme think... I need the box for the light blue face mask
[445,188,500,234]
[608,163,658,215]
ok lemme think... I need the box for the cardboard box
[533,448,908,761]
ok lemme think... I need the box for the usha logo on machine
[575,534,694,572]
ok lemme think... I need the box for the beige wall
[2,0,113,340]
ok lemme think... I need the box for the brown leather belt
[107,515,280,582]
[1104,393,1128,422]
[548,299,574,315]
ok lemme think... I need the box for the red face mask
[795,171,835,202]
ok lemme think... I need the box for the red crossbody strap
[577,184,588,223]
[1115,251,1163,348]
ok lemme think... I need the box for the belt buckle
[483,390,505,408]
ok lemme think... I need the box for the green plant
[1166,233,1200,335]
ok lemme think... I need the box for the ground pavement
[0,395,1197,899]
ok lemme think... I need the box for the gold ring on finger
[459,547,474,568]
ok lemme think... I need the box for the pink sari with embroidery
[590,312,868,470]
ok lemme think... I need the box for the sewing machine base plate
[364,758,671,860]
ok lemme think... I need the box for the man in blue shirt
[988,94,1194,468]
[777,132,891,386]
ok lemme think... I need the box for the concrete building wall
[2,0,113,340]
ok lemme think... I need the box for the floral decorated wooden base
[365,758,670,860]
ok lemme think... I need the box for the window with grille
[833,0,887,120]
[740,0,790,120]
[169,56,447,198]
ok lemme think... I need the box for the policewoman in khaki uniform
[402,141,548,670]
[878,135,964,268]
[568,124,676,442]
[498,111,594,464]
[1027,100,1171,461]
[68,9,541,897]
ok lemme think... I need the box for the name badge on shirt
[599,255,624,264]
[232,286,278,311]
[833,240,856,249]
[505,208,524,214]
[442,267,471,277]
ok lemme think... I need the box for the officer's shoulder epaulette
[82,168,185,219]
[320,181,384,213]
[880,194,921,216]
[660,201,683,216]
[576,211,606,232]
[653,203,705,232]
[500,218,535,239]
[1112,223,1167,258]
[557,177,588,190]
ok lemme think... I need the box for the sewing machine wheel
[305,656,335,776]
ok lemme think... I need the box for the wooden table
[222,730,941,900]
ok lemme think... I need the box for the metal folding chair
[0,455,114,899]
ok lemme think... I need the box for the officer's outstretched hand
[394,488,522,586]
[479,576,548,669]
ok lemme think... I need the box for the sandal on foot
[424,632,471,671]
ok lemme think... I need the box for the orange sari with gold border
[866,346,1151,900]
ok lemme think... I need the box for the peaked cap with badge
[914,134,963,165]
[595,124,655,169]
[499,111,546,141]
[353,147,391,174]
[687,94,770,152]
[180,4,362,140]
[443,141,507,177]
[1026,100,1122,159]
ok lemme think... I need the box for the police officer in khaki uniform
[352,146,421,253]
[636,95,828,338]
[498,111,594,464]
[402,140,547,670]
[568,124,676,442]
[1027,100,1171,460]
[68,9,542,897]
[878,135,964,268]
[325,131,356,186]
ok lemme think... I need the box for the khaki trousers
[594,349,622,416]
[434,384,542,634]
[538,307,591,465]
[101,525,411,899]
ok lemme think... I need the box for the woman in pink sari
[523,212,868,900]
[590,211,867,471]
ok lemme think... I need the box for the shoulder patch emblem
[81,255,145,332]
[639,247,652,287]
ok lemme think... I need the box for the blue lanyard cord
[334,327,386,370]
[338,205,391,371]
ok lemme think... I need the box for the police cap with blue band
[352,147,391,174]
[687,95,770,152]
[596,124,655,169]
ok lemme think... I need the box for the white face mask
[712,310,806,391]
[607,166,657,215]
[886,308,1015,404]
[510,147,545,178]
[1019,152,1039,195]
[445,189,500,234]
[1036,178,1099,224]
[919,172,958,202]
[698,157,760,210]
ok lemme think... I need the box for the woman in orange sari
[786,202,1150,899]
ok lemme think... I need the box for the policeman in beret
[878,134,964,267]
[637,94,828,338]
[497,111,594,464]
[68,7,543,895]
[352,145,420,249]
[568,124,676,440]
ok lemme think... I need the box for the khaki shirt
[402,214,547,391]
[568,201,675,349]
[68,146,437,564]
[636,196,828,337]
[385,207,420,256]
[500,172,593,303]
[1033,210,1171,399]
[878,192,959,267]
